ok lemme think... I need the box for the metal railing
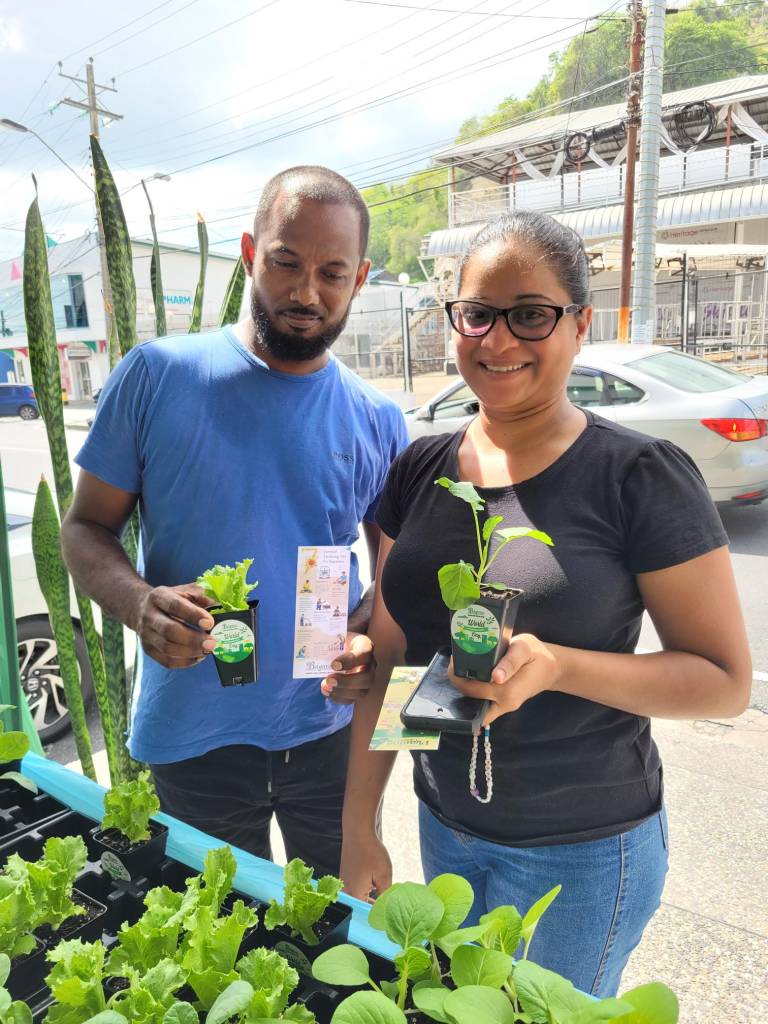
[450,143,768,227]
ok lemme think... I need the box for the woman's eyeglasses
[445,300,584,341]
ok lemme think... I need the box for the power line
[59,0,187,63]
[116,0,283,77]
[90,0,207,60]
[344,0,625,18]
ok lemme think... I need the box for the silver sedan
[405,345,768,507]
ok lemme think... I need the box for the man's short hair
[254,166,370,260]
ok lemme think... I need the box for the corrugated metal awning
[422,182,768,258]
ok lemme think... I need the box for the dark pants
[150,726,350,878]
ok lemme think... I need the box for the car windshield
[626,350,749,393]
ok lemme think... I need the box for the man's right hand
[340,831,393,903]
[134,583,217,669]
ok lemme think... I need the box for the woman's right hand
[340,831,393,902]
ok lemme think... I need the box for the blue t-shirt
[75,328,408,763]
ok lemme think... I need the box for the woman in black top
[332,211,751,995]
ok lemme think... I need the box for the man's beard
[250,288,351,363]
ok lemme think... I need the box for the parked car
[405,344,768,506]
[0,383,39,420]
[6,486,94,742]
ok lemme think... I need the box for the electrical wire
[116,0,283,77]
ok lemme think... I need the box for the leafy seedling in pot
[264,858,342,946]
[101,771,160,845]
[434,478,552,612]
[197,559,259,613]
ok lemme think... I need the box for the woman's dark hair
[458,210,591,306]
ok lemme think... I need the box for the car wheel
[16,616,95,743]
[18,405,39,420]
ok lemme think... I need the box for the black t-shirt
[376,411,728,847]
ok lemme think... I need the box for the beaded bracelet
[469,725,493,804]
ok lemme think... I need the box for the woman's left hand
[449,633,563,725]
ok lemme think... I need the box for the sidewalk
[62,399,95,431]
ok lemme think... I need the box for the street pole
[631,0,667,343]
[398,272,412,393]
[59,59,122,347]
[617,0,644,343]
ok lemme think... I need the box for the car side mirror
[463,401,479,415]
[415,406,433,421]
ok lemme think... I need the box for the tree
[363,169,449,279]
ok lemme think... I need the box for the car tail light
[701,418,768,442]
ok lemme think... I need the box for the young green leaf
[482,515,504,542]
[236,947,301,1019]
[450,946,512,989]
[572,997,635,1023]
[0,771,38,794]
[478,906,522,955]
[382,883,444,950]
[312,945,372,988]
[197,559,258,613]
[496,528,553,546]
[610,983,679,1024]
[411,982,452,1023]
[45,939,108,1022]
[520,885,561,954]
[442,986,517,1024]
[437,562,481,612]
[427,874,474,939]
[101,770,160,844]
[81,1013,129,1024]
[434,479,485,512]
[0,732,29,762]
[513,960,592,1022]
[434,923,494,959]
[206,980,254,1024]
[162,1004,199,1024]
[331,991,407,1024]
[393,946,432,986]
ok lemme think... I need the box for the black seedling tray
[0,791,69,843]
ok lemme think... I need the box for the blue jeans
[419,801,669,997]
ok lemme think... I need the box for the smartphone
[400,648,489,735]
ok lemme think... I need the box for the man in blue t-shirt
[61,165,408,875]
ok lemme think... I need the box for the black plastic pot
[297,977,345,1024]
[210,599,259,686]
[90,820,168,884]
[450,588,522,681]
[264,900,353,969]
[6,937,47,1002]
[37,884,109,947]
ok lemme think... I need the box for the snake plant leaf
[143,179,166,337]
[31,477,95,780]
[190,212,208,333]
[218,257,245,327]
[91,135,137,355]
[24,187,117,783]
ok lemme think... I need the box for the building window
[51,274,89,329]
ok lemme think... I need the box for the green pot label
[211,619,255,664]
[101,850,131,882]
[451,604,500,655]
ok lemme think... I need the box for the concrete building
[0,234,240,398]
[422,74,768,359]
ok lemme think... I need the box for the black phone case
[400,648,489,735]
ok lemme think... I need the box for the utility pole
[631,0,667,342]
[58,59,123,343]
[617,0,644,343]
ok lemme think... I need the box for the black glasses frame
[445,300,584,341]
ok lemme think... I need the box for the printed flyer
[370,667,441,751]
[293,546,351,679]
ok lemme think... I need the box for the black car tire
[16,616,95,743]
[18,405,39,420]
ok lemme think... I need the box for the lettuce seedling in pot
[91,770,168,884]
[434,478,553,682]
[197,558,260,686]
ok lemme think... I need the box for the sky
[0,0,621,262]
